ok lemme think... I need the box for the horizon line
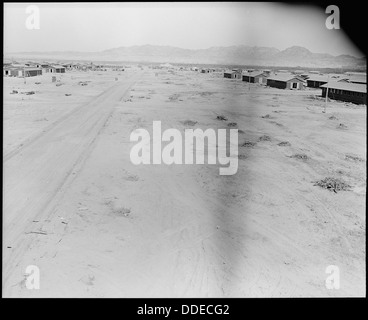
[4,44,365,59]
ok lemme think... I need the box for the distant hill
[5,45,366,68]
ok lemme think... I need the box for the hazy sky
[3,2,363,57]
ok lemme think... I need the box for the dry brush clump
[278,141,291,147]
[345,154,365,162]
[289,153,309,160]
[227,122,237,127]
[313,177,351,193]
[337,123,348,130]
[258,135,271,142]
[114,207,131,217]
[168,93,180,101]
[216,115,228,121]
[199,92,215,97]
[182,120,198,126]
[241,141,256,148]
[125,174,140,182]
[104,199,131,217]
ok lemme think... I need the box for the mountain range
[5,45,366,68]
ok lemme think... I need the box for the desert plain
[3,66,366,297]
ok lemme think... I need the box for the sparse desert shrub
[314,177,351,193]
[199,92,214,97]
[289,153,309,160]
[345,154,364,162]
[278,141,291,147]
[337,123,348,129]
[168,94,180,101]
[258,135,271,141]
[241,141,256,147]
[125,174,139,181]
[114,207,131,217]
[182,120,197,126]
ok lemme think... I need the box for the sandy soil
[3,68,366,297]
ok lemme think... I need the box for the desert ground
[3,67,366,297]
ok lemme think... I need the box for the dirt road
[3,72,142,294]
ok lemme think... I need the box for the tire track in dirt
[3,74,141,294]
[3,74,135,162]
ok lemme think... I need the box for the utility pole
[248,71,250,91]
[323,74,330,113]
